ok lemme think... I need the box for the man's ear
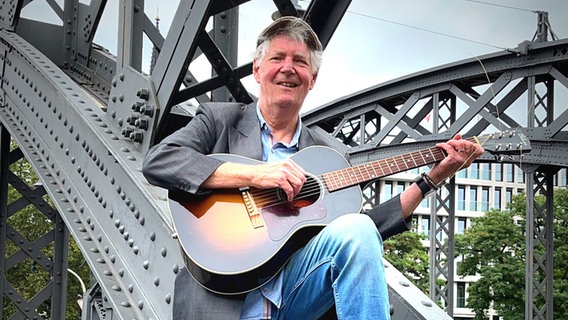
[309,72,318,90]
[253,61,261,83]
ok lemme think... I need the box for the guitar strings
[247,143,456,209]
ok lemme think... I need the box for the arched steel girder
[302,38,568,169]
[0,0,567,319]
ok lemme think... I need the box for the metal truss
[0,1,567,320]
[301,12,568,320]
[1,127,70,319]
[525,167,556,320]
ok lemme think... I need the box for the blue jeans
[272,214,390,320]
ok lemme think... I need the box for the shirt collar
[256,103,302,147]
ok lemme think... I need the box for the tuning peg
[495,155,504,162]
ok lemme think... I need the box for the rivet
[421,300,433,307]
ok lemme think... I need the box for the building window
[456,282,466,308]
[481,187,490,212]
[457,185,466,210]
[396,181,405,194]
[506,163,514,182]
[457,168,467,179]
[494,187,502,210]
[383,181,393,202]
[517,168,525,183]
[421,216,430,237]
[412,216,419,233]
[470,163,479,179]
[495,163,503,181]
[421,197,430,208]
[469,187,478,211]
[480,163,491,180]
[559,169,567,187]
[457,217,467,234]
[506,188,513,204]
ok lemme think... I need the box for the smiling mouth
[277,82,298,88]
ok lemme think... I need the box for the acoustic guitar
[168,130,531,295]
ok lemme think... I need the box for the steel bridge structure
[1,1,567,319]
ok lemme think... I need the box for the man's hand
[249,159,307,202]
[428,134,485,184]
[201,159,307,202]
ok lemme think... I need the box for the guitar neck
[322,144,450,192]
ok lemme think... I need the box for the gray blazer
[143,102,330,194]
[143,102,411,319]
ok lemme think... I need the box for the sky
[22,0,568,113]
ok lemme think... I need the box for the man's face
[253,35,317,110]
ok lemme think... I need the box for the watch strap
[414,173,437,198]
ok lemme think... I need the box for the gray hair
[254,16,323,74]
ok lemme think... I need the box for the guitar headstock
[475,130,531,155]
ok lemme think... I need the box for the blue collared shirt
[257,106,302,163]
[239,106,302,320]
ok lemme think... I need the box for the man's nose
[280,58,295,73]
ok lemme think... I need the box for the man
[143,16,484,320]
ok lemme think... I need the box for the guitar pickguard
[261,173,326,241]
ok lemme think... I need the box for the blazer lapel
[298,125,317,150]
[228,103,263,160]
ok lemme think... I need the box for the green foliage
[3,143,89,320]
[384,229,430,292]
[455,189,568,319]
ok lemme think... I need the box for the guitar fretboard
[322,146,446,192]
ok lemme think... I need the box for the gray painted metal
[385,259,452,320]
[525,169,556,320]
[0,128,71,320]
[0,24,181,319]
[1,127,10,319]
[0,1,567,320]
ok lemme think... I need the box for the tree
[384,229,431,292]
[3,141,89,319]
[455,189,568,319]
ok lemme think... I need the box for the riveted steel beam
[0,29,182,319]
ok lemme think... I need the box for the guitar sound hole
[289,175,321,209]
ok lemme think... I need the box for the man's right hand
[201,159,307,202]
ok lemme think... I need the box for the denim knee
[327,214,384,254]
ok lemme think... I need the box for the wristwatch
[414,173,438,198]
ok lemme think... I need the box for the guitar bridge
[240,187,264,229]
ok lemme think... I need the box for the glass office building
[374,163,567,319]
